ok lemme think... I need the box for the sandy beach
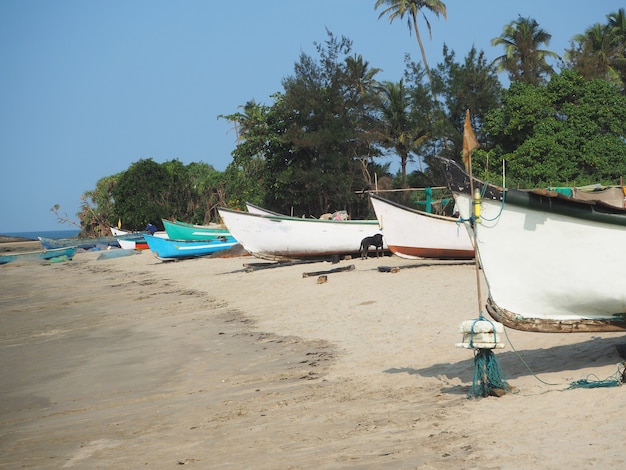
[1,246,625,469]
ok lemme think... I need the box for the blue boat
[143,234,238,261]
[0,246,77,265]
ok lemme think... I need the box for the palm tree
[376,80,429,178]
[608,8,626,41]
[345,54,381,96]
[608,8,626,89]
[491,16,560,85]
[569,23,620,83]
[566,10,626,89]
[375,0,447,104]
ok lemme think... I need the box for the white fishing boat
[369,193,474,260]
[218,207,385,261]
[442,157,626,332]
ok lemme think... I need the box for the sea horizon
[0,229,82,241]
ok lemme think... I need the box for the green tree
[480,69,626,187]
[263,31,380,218]
[491,16,560,85]
[343,54,384,190]
[167,160,225,224]
[112,159,171,229]
[431,45,502,161]
[220,100,272,209]
[375,0,447,104]
[71,174,119,236]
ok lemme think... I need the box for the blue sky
[1,0,622,232]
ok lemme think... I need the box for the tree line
[62,2,626,236]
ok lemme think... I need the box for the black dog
[360,233,383,259]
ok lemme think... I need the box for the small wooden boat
[218,207,385,261]
[162,219,230,241]
[369,193,474,260]
[442,157,626,333]
[143,234,238,261]
[0,246,77,264]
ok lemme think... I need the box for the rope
[502,326,561,386]
[502,327,625,389]
[567,363,625,389]
[476,183,506,223]
[468,314,497,349]
[468,348,511,399]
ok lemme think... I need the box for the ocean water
[0,229,82,240]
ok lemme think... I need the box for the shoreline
[1,250,625,468]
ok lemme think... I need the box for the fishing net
[468,348,511,398]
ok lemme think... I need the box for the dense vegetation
[61,3,626,236]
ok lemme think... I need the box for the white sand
[1,248,624,469]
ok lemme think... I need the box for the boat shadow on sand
[385,335,626,394]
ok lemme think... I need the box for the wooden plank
[302,264,355,278]
[244,259,323,272]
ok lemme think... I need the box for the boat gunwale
[218,207,380,225]
[442,158,626,227]
[369,192,463,223]
[162,219,228,230]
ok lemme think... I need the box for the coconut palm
[375,0,447,104]
[608,8,626,88]
[566,9,626,89]
[376,80,429,178]
[608,8,626,40]
[569,23,621,83]
[345,54,381,96]
[491,16,560,85]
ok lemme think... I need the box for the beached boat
[369,193,474,260]
[0,246,77,264]
[117,237,149,250]
[39,235,124,250]
[217,207,385,261]
[143,234,238,261]
[111,227,168,239]
[442,157,626,333]
[111,227,129,237]
[162,219,230,240]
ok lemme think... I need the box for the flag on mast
[462,109,479,171]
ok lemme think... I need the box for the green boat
[162,219,231,241]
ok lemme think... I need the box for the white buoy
[456,319,505,349]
